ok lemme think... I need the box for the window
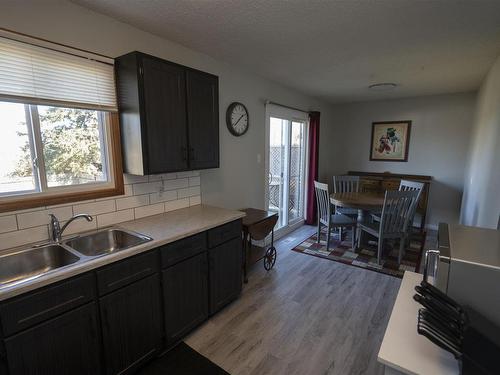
[0,30,123,212]
[265,103,309,233]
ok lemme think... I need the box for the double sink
[0,228,152,289]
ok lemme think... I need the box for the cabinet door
[100,274,162,375]
[162,252,208,345]
[208,238,242,315]
[186,70,219,170]
[4,303,100,375]
[142,56,188,173]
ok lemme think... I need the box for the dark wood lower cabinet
[99,274,162,375]
[0,220,243,375]
[208,237,243,315]
[4,303,100,375]
[162,252,208,345]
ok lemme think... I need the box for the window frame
[0,111,124,213]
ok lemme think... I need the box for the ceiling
[73,0,500,103]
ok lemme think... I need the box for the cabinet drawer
[161,232,207,268]
[0,274,95,336]
[96,250,158,295]
[207,220,241,248]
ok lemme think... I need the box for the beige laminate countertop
[0,205,245,302]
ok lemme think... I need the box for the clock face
[226,102,249,136]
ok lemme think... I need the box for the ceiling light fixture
[368,83,398,91]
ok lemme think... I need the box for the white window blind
[0,34,117,111]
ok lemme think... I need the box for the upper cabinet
[115,52,219,175]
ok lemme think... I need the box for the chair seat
[336,207,358,216]
[358,221,380,236]
[330,213,356,226]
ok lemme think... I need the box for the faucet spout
[49,213,93,242]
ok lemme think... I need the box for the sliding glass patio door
[266,105,308,232]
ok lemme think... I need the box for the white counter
[0,204,245,301]
[378,271,460,375]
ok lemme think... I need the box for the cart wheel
[264,246,277,271]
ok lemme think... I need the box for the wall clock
[226,102,249,136]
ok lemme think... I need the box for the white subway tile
[134,203,164,219]
[149,190,177,204]
[97,209,134,228]
[176,171,199,178]
[73,200,116,216]
[189,176,201,186]
[61,218,97,236]
[164,198,190,213]
[0,207,44,217]
[123,174,149,184]
[116,195,149,210]
[162,178,189,191]
[0,215,17,233]
[133,181,161,195]
[148,173,177,182]
[178,186,201,199]
[189,195,201,206]
[17,206,73,230]
[0,226,49,251]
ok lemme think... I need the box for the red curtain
[305,111,320,225]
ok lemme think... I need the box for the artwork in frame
[370,121,412,162]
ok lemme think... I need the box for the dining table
[330,191,385,246]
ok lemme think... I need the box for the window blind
[0,35,117,111]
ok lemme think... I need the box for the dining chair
[314,181,356,250]
[371,179,424,226]
[359,190,420,264]
[333,175,360,239]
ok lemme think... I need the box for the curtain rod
[0,27,114,63]
[265,100,311,114]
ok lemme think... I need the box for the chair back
[399,180,424,226]
[333,175,360,193]
[380,190,419,235]
[314,181,331,225]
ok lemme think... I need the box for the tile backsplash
[0,171,201,251]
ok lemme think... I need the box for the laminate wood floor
[186,225,428,375]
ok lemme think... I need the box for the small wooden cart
[240,208,279,283]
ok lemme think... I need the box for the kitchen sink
[0,245,80,288]
[64,228,152,257]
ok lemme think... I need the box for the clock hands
[234,114,245,127]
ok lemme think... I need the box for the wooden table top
[240,208,278,228]
[330,192,385,209]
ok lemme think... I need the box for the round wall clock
[226,102,249,136]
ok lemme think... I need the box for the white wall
[0,0,335,213]
[461,55,500,229]
[319,92,477,228]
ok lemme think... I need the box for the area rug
[292,228,426,278]
[137,342,229,375]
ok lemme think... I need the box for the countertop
[0,204,245,302]
[378,271,459,375]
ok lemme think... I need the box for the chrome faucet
[49,213,93,243]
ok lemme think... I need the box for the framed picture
[370,121,411,162]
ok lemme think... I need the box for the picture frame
[370,121,411,162]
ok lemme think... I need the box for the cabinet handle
[189,147,195,161]
[181,146,187,161]
[106,268,152,289]
[17,295,85,325]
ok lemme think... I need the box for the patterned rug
[292,228,426,278]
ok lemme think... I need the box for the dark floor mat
[137,342,230,375]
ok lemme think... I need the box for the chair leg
[339,227,343,241]
[377,236,384,265]
[326,224,331,251]
[317,221,321,243]
[398,235,406,264]
[351,226,355,249]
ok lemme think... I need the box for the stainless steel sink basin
[0,245,80,288]
[64,229,152,257]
